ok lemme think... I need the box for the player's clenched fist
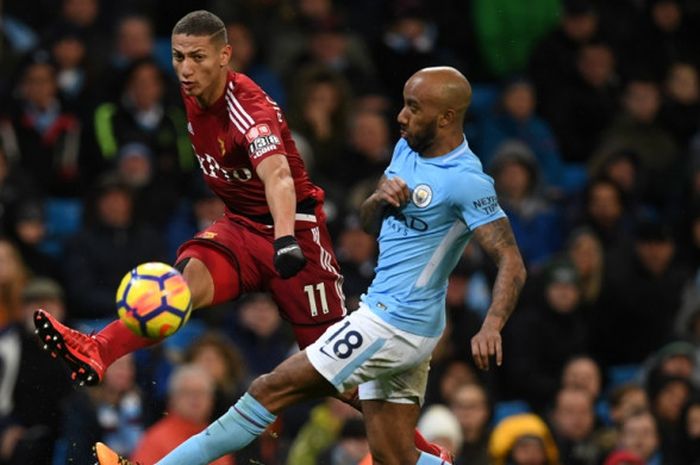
[273,235,307,278]
[374,176,411,208]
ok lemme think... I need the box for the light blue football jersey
[362,137,506,337]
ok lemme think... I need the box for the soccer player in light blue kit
[95,66,526,465]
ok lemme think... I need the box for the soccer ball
[116,262,192,339]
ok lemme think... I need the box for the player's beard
[405,120,437,154]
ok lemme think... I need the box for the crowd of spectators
[1,0,700,464]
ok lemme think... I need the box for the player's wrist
[481,313,505,332]
[273,235,297,248]
[273,236,306,279]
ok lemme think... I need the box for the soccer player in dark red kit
[35,9,449,462]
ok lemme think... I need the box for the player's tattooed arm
[360,175,410,235]
[474,217,526,328]
[471,217,526,370]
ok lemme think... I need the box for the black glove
[273,235,306,278]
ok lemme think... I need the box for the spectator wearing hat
[500,258,589,412]
[489,141,564,269]
[61,173,165,319]
[417,404,463,458]
[0,277,72,465]
[642,341,698,386]
[645,371,693,460]
[488,413,560,465]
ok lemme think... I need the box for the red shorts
[177,210,347,349]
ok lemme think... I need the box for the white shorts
[306,303,439,404]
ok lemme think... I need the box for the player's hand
[273,235,306,278]
[373,176,410,208]
[471,325,503,371]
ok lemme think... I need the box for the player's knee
[174,257,190,274]
[178,257,214,309]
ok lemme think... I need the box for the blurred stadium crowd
[1,0,700,464]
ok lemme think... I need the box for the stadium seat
[606,364,642,390]
[41,198,83,258]
[492,399,532,425]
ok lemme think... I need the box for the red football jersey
[182,70,321,221]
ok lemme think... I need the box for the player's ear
[439,109,455,127]
[220,44,232,67]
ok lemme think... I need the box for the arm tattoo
[474,218,526,325]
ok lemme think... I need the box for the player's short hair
[172,10,227,46]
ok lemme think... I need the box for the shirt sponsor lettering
[247,127,281,159]
[473,195,500,214]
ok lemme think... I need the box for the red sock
[94,320,157,367]
[414,429,442,456]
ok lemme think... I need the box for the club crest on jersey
[412,184,432,208]
[245,124,271,142]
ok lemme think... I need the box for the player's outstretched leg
[34,257,217,385]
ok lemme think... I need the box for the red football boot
[34,309,105,386]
